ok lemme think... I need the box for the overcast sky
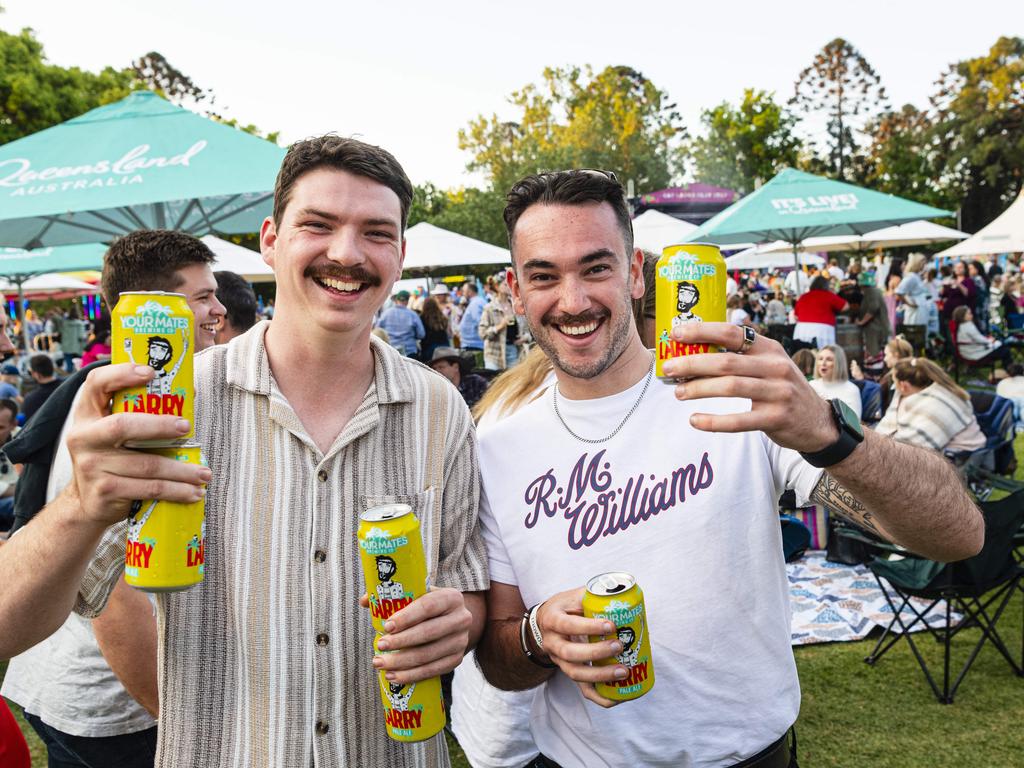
[3,0,1018,189]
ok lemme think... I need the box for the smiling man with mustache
[0,136,489,768]
[473,169,982,768]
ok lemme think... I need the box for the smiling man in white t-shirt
[474,170,983,768]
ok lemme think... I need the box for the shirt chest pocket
[361,489,439,580]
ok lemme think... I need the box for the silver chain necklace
[552,355,655,444]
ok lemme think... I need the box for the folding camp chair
[852,379,882,426]
[947,394,1016,500]
[863,489,1024,703]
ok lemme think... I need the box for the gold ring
[734,326,756,354]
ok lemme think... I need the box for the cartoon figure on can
[672,281,702,327]
[375,555,406,600]
[123,329,189,395]
[615,622,643,667]
[383,680,416,711]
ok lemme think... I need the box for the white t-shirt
[477,377,822,767]
[996,377,1024,401]
[727,307,750,325]
[1,390,156,738]
[808,378,863,420]
[784,270,810,296]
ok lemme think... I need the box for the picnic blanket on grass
[788,552,959,646]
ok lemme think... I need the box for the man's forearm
[94,577,159,717]
[812,428,983,562]
[0,488,109,659]
[477,618,555,692]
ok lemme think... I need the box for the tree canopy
[460,65,686,193]
[690,89,801,195]
[792,38,888,180]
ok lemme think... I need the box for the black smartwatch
[799,398,864,468]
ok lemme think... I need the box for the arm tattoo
[809,472,883,537]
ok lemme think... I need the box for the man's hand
[534,587,627,709]
[363,587,472,685]
[663,322,838,454]
[67,364,210,527]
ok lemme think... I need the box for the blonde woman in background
[895,253,932,333]
[876,358,985,453]
[808,344,862,418]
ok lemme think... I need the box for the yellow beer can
[654,243,727,380]
[124,444,206,592]
[582,571,655,701]
[112,291,194,446]
[358,504,428,635]
[373,634,446,742]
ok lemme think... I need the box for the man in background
[21,354,60,423]
[458,282,487,362]
[2,230,226,768]
[214,271,259,345]
[376,289,424,356]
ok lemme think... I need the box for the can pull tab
[602,576,627,594]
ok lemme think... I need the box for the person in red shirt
[0,698,31,768]
[793,276,849,349]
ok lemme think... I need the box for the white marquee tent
[631,210,698,253]
[403,223,510,271]
[761,220,968,254]
[201,236,276,283]
[726,244,825,271]
[937,190,1024,258]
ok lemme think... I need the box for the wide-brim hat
[428,346,472,374]
[430,284,450,296]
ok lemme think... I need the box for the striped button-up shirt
[76,322,489,768]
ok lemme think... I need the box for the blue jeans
[23,713,156,768]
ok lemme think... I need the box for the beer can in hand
[124,444,206,592]
[358,504,429,635]
[655,243,726,380]
[112,291,195,446]
[582,571,655,701]
[373,634,446,742]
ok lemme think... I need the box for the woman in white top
[807,345,863,419]
[726,293,753,327]
[895,253,933,331]
[953,305,1012,366]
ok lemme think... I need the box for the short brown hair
[503,170,634,262]
[101,230,216,306]
[273,135,413,232]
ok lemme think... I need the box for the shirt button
[315,720,329,735]
[317,469,328,482]
[316,633,329,647]
[313,550,327,564]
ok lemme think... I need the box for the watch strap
[800,399,863,468]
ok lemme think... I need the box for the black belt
[528,729,794,768]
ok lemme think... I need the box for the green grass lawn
[6,434,1024,767]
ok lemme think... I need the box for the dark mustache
[543,309,608,327]
[305,265,382,287]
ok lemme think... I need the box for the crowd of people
[0,138,987,768]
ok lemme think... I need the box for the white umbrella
[726,244,825,271]
[0,273,98,299]
[761,219,968,254]
[200,236,276,283]
[937,190,1024,258]
[403,223,510,271]
[631,210,698,253]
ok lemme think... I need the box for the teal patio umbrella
[0,244,106,350]
[687,168,952,284]
[0,91,285,248]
